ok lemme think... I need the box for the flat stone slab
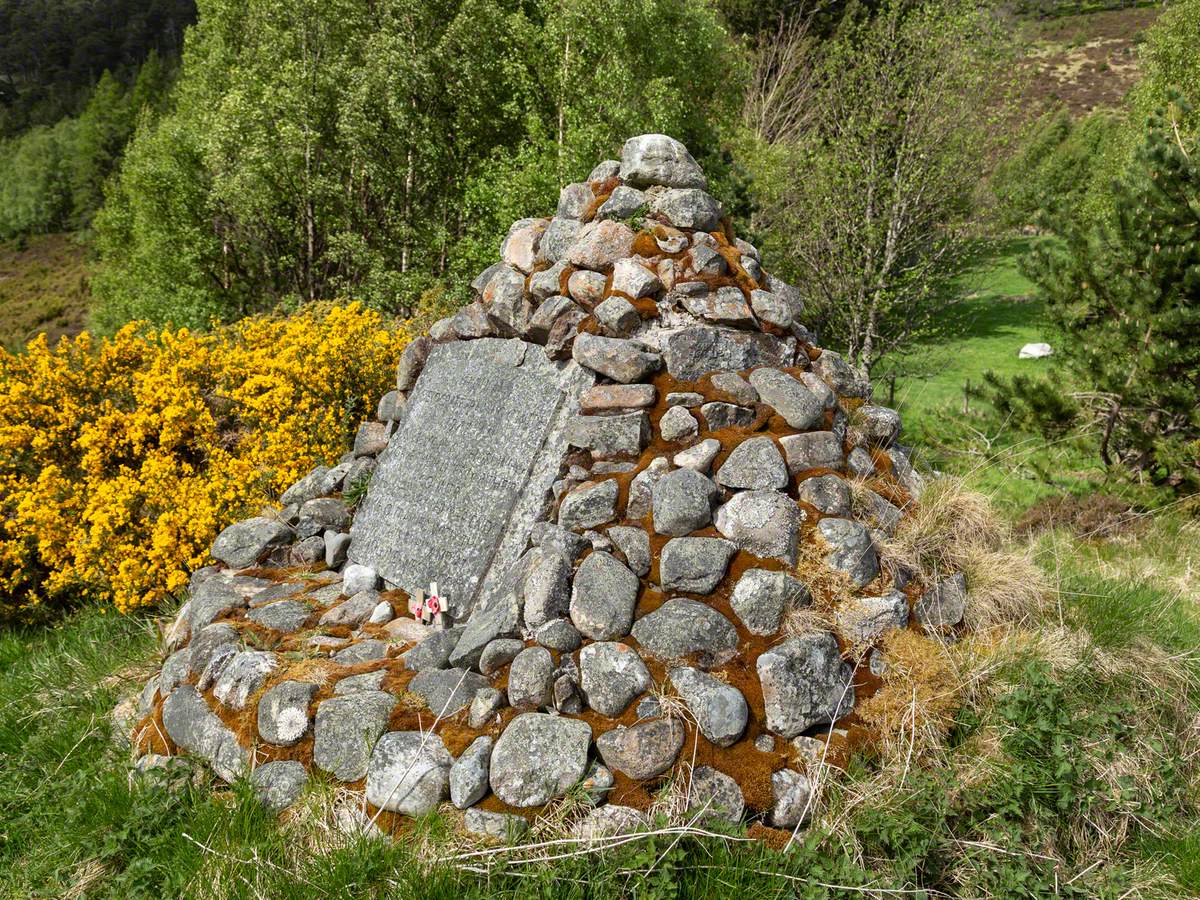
[348,338,592,617]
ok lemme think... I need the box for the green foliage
[94,0,746,330]
[1010,96,1200,491]
[1130,0,1200,135]
[0,55,175,240]
[749,0,1018,372]
[992,107,1126,229]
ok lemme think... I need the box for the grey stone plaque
[348,338,593,618]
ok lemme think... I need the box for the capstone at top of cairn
[136,134,967,845]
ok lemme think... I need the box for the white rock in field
[1018,342,1053,359]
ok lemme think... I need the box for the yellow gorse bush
[0,302,409,617]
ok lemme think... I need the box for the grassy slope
[0,233,92,352]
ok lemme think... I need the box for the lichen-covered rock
[572,333,661,383]
[465,808,531,842]
[573,804,648,841]
[700,401,755,430]
[247,599,311,633]
[558,479,620,530]
[770,769,814,829]
[508,647,555,710]
[580,642,651,717]
[650,188,723,231]
[748,368,823,430]
[597,185,647,219]
[450,735,493,809]
[730,568,810,636]
[162,686,249,783]
[663,325,791,381]
[797,474,852,517]
[916,572,967,627]
[252,760,308,813]
[469,687,506,729]
[627,456,670,519]
[570,551,639,641]
[566,411,649,458]
[211,517,291,569]
[674,438,721,473]
[257,680,317,746]
[836,590,909,644]
[402,626,465,672]
[757,633,854,738]
[410,668,491,717]
[632,597,738,667]
[817,518,880,587]
[658,537,737,594]
[313,691,397,781]
[688,766,745,824]
[365,731,453,816]
[318,589,379,628]
[596,718,685,780]
[490,713,592,807]
[652,467,720,537]
[716,436,788,490]
[581,383,657,412]
[659,405,699,442]
[607,525,650,577]
[566,220,636,272]
[619,134,707,189]
[780,431,845,473]
[668,667,747,747]
[213,650,277,710]
[714,490,803,563]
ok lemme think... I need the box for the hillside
[0,234,91,350]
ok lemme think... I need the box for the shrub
[0,302,409,618]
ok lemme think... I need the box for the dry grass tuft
[880,476,1002,582]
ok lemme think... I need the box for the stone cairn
[127,135,969,844]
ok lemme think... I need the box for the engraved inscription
[348,339,587,615]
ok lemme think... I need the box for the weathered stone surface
[557,182,594,219]
[333,638,389,666]
[211,517,291,569]
[651,187,723,231]
[402,626,465,672]
[817,518,880,587]
[526,295,577,345]
[749,289,792,329]
[464,809,530,842]
[521,551,572,630]
[469,686,506,729]
[333,670,386,694]
[667,391,704,407]
[482,266,535,337]
[683,286,755,327]
[715,491,803,563]
[342,563,379,594]
[410,668,491,717]
[539,217,583,265]
[450,735,493,809]
[700,401,755,431]
[500,219,548,274]
[633,598,738,667]
[627,456,670,519]
[597,185,647,219]
[508,647,554,710]
[247,599,311,633]
[594,296,640,336]
[252,760,308,813]
[688,766,745,824]
[319,589,379,627]
[798,371,835,409]
[663,325,791,380]
[580,642,651,717]
[710,372,758,405]
[566,220,635,272]
[567,269,607,306]
[812,350,870,398]
[572,804,647,841]
[716,437,788,490]
[757,633,854,738]
[572,334,661,383]
[847,446,875,478]
[688,244,726,276]
[580,383,656,412]
[652,468,720,536]
[770,769,814,829]
[159,649,190,695]
[281,465,343,507]
[213,650,277,710]
[797,474,852,516]
[619,134,707,189]
[780,432,844,473]
[566,411,649,458]
[532,522,589,561]
[450,590,522,669]
[659,405,699,443]
[608,259,658,300]
[608,525,650,576]
[352,422,389,457]
[257,681,318,746]
[748,369,823,430]
[669,667,747,747]
[854,405,902,447]
[836,590,909,644]
[187,622,239,679]
[658,538,737,594]
[350,339,593,619]
[490,713,592,807]
[915,572,967,627]
[452,301,494,339]
[674,438,721,473]
[558,479,620,530]
[162,686,249,783]
[396,336,434,392]
[596,719,685,780]
[858,489,903,535]
[313,691,398,781]
[730,568,810,635]
[570,551,639,641]
[289,535,325,565]
[365,731,453,816]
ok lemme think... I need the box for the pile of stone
[126,135,969,844]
